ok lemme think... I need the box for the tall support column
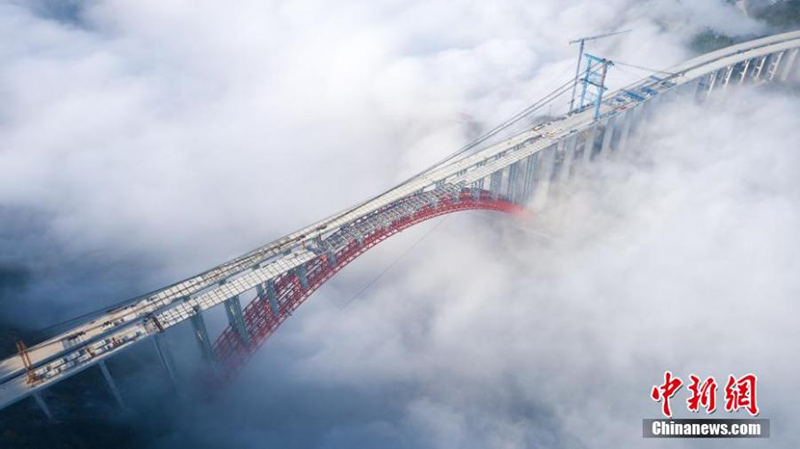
[549,139,565,182]
[629,98,650,137]
[506,161,521,203]
[780,48,798,82]
[732,62,746,83]
[582,126,599,164]
[705,69,719,98]
[296,264,309,290]
[489,170,503,199]
[677,77,698,97]
[265,279,280,315]
[152,333,178,388]
[256,282,264,299]
[257,282,278,316]
[98,360,125,409]
[616,109,633,154]
[350,227,365,246]
[709,67,732,100]
[739,58,752,84]
[470,185,481,201]
[532,144,557,208]
[32,391,52,420]
[598,116,615,160]
[721,64,735,90]
[326,249,337,267]
[752,55,768,82]
[693,73,709,98]
[767,51,784,81]
[190,306,214,363]
[520,153,538,203]
[558,134,578,183]
[634,95,656,135]
[224,295,251,347]
[500,165,511,196]
[470,179,482,192]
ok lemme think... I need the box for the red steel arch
[212,188,523,381]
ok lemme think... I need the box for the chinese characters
[651,372,758,418]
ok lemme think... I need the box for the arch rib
[212,188,522,381]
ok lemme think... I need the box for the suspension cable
[30,66,590,339]
[613,60,677,76]
[31,73,581,338]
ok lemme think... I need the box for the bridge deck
[2,30,799,412]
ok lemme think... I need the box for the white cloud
[1,0,795,448]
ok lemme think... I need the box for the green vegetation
[689,29,736,54]
[755,0,800,30]
[690,1,800,56]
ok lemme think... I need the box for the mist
[1,0,798,448]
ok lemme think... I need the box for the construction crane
[568,29,631,113]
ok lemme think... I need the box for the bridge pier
[224,295,251,347]
[506,161,521,203]
[694,72,711,100]
[520,153,538,204]
[678,77,700,98]
[472,177,485,191]
[781,48,799,81]
[635,95,659,136]
[730,61,747,86]
[548,139,564,184]
[470,183,482,200]
[628,103,647,142]
[349,225,365,246]
[705,68,720,97]
[427,194,439,210]
[556,134,577,183]
[721,64,735,90]
[598,115,615,160]
[190,306,215,363]
[581,126,598,164]
[98,360,125,409]
[531,144,557,208]
[568,132,582,178]
[615,109,633,154]
[296,265,310,290]
[32,391,52,420]
[258,280,280,315]
[152,333,178,388]
[763,52,781,81]
[489,170,503,199]
[752,55,768,82]
[326,249,338,267]
[739,58,752,84]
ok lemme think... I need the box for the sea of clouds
[1,0,798,448]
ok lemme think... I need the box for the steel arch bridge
[2,30,799,418]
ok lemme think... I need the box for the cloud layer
[166,86,800,449]
[1,1,797,448]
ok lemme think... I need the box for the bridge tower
[568,29,630,113]
[578,54,614,120]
